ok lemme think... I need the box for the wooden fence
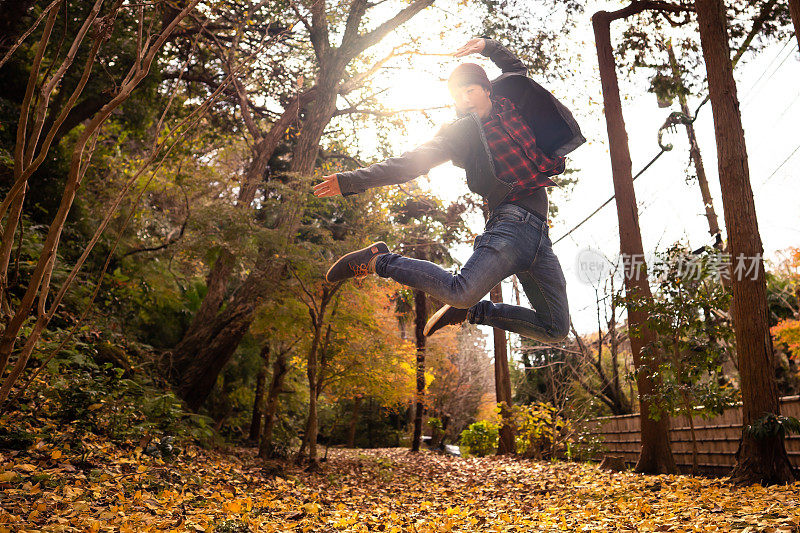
[583,395,800,475]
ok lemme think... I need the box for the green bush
[459,420,499,457]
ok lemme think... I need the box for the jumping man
[313,37,584,341]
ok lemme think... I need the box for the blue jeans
[374,203,570,342]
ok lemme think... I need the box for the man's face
[450,84,492,119]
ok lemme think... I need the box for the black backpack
[491,75,586,158]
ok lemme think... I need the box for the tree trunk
[185,251,236,340]
[179,98,306,340]
[592,7,677,474]
[170,89,334,411]
[608,276,631,415]
[248,344,271,442]
[299,288,334,468]
[346,396,363,448]
[490,282,515,455]
[695,0,795,485]
[174,104,327,410]
[259,348,289,459]
[672,336,698,475]
[686,405,698,475]
[168,0,434,410]
[172,253,285,410]
[411,288,427,452]
[789,0,800,53]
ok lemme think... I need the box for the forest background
[0,0,799,487]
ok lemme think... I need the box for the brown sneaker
[424,304,469,336]
[324,242,389,283]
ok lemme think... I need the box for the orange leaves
[772,318,800,360]
[3,443,800,531]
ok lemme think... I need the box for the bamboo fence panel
[583,395,800,474]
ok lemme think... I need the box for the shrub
[512,402,570,460]
[459,420,499,457]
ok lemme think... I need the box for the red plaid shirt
[482,97,565,202]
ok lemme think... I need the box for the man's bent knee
[550,315,571,342]
[444,279,490,310]
[445,292,484,310]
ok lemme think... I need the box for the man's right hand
[453,38,486,57]
[313,174,342,198]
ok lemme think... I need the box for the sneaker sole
[325,241,388,283]
[424,304,452,336]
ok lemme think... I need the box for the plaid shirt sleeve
[482,97,566,202]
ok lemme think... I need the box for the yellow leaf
[51,449,62,460]
[0,471,19,482]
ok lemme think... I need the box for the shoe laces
[349,261,369,279]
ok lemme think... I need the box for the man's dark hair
[447,63,491,93]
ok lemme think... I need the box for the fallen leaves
[1,445,799,532]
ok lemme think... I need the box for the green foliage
[620,244,739,423]
[615,1,794,102]
[323,398,408,449]
[459,420,499,457]
[745,413,800,440]
[509,402,604,461]
[0,426,36,451]
[8,326,215,452]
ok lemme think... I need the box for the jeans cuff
[373,252,392,277]
[467,302,482,325]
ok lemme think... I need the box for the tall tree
[258,343,292,459]
[294,281,341,468]
[0,0,205,407]
[387,190,468,451]
[170,0,435,410]
[615,0,784,277]
[591,0,689,474]
[411,287,428,452]
[249,343,271,442]
[489,283,515,454]
[695,0,795,485]
[790,0,800,52]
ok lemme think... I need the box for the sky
[338,0,800,349]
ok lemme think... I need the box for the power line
[552,150,666,245]
[741,40,796,107]
[552,36,797,247]
[761,142,800,184]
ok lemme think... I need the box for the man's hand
[453,38,486,57]
[313,174,342,198]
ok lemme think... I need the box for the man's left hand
[453,38,486,57]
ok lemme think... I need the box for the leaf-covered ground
[2,443,800,532]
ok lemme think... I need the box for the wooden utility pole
[592,1,686,474]
[666,41,722,247]
[695,0,795,485]
[490,283,515,455]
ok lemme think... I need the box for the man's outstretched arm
[480,38,527,75]
[313,129,455,198]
